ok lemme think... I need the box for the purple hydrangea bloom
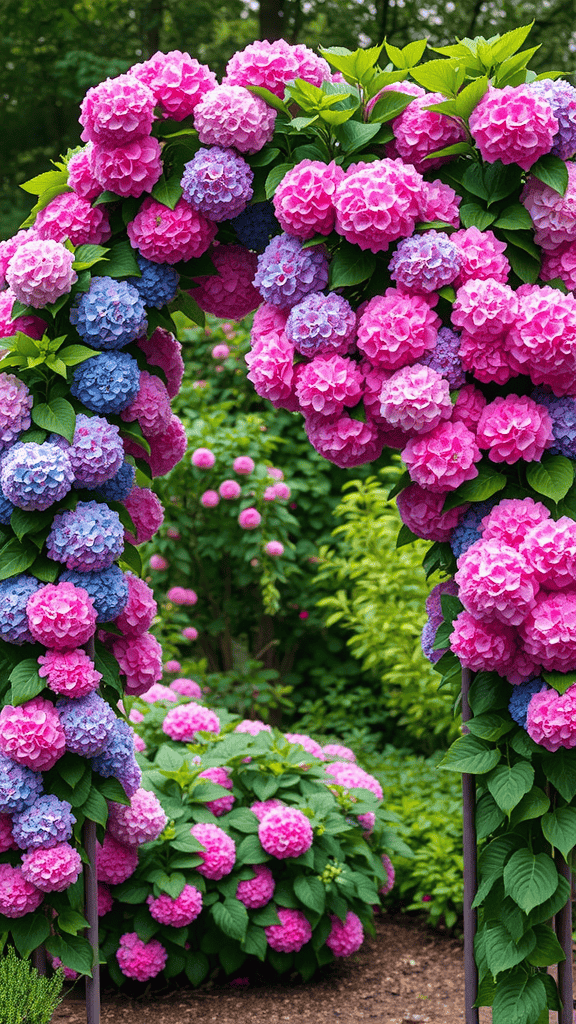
[389,231,463,293]
[95,460,135,502]
[0,374,33,454]
[0,574,42,645]
[92,718,141,796]
[181,146,253,222]
[231,201,281,251]
[509,678,548,729]
[421,617,444,664]
[12,794,76,850]
[57,692,117,757]
[71,351,140,414]
[420,326,466,389]
[60,565,128,622]
[285,292,356,357]
[70,276,147,350]
[51,413,124,490]
[531,80,576,160]
[46,499,124,571]
[0,754,44,813]
[425,579,459,621]
[254,233,329,309]
[0,488,14,525]
[128,253,179,308]
[531,386,576,459]
[450,499,499,559]
[1,442,74,511]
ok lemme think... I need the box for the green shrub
[0,949,63,1024]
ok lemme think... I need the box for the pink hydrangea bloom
[130,50,217,120]
[35,192,111,246]
[507,647,542,687]
[245,331,296,409]
[98,883,113,916]
[191,245,260,320]
[219,479,242,499]
[108,789,167,846]
[450,610,516,674]
[147,883,203,926]
[167,587,197,605]
[452,278,518,336]
[198,766,235,816]
[305,411,384,469]
[469,85,558,170]
[326,910,364,957]
[194,84,277,154]
[27,582,96,650]
[458,329,518,386]
[67,145,101,201]
[455,538,539,625]
[49,957,78,982]
[0,289,45,341]
[236,863,275,908]
[250,798,283,821]
[116,932,167,981]
[139,683,177,703]
[212,344,230,360]
[0,228,40,290]
[121,370,171,439]
[115,574,157,638]
[97,833,139,884]
[452,227,510,285]
[38,648,102,698]
[481,497,551,548]
[162,702,220,741]
[192,447,215,469]
[224,39,330,98]
[284,732,324,759]
[521,165,576,250]
[201,490,219,507]
[396,484,466,543]
[452,385,487,431]
[357,289,440,370]
[322,743,356,762]
[521,517,576,590]
[235,720,272,736]
[21,841,82,892]
[239,507,261,530]
[0,863,43,917]
[526,685,576,751]
[402,420,481,492]
[127,197,217,264]
[380,854,395,895]
[265,541,284,556]
[258,806,313,858]
[476,395,553,463]
[79,74,155,146]
[137,328,184,399]
[171,678,203,699]
[233,456,255,474]
[191,822,236,879]
[265,908,312,952]
[324,761,383,800]
[295,355,363,417]
[273,160,344,239]
[505,284,576,396]
[150,555,168,570]
[123,486,164,546]
[143,415,188,478]
[419,178,461,227]
[391,91,467,173]
[6,239,77,308]
[379,364,452,435]
[334,158,424,252]
[0,813,16,853]
[133,732,146,753]
[165,660,181,673]
[520,590,576,672]
[113,632,163,696]
[541,242,576,290]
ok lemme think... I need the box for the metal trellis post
[461,666,479,1024]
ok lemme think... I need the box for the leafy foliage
[0,947,63,1024]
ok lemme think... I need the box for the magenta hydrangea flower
[469,85,557,170]
[452,227,510,285]
[0,863,43,917]
[116,932,167,981]
[541,242,576,291]
[396,484,466,543]
[234,456,255,475]
[273,160,344,239]
[201,490,219,507]
[284,732,324,758]
[47,500,124,571]
[0,814,16,853]
[476,395,553,464]
[192,448,215,469]
[162,702,220,742]
[235,720,272,736]
[286,292,356,358]
[258,805,313,858]
[306,411,383,469]
[98,883,113,916]
[452,385,487,431]
[245,331,296,410]
[334,158,424,253]
[92,135,164,198]
[521,517,576,591]
[390,91,467,172]
[357,289,440,370]
[38,648,101,699]
[147,884,203,926]
[295,355,363,417]
[127,197,217,265]
[123,486,165,546]
[450,609,516,674]
[520,591,576,672]
[250,798,283,821]
[194,84,277,154]
[79,73,155,146]
[182,147,253,221]
[191,822,236,879]
[224,39,330,98]
[219,479,242,499]
[389,231,463,293]
[402,420,481,493]
[236,863,275,908]
[481,497,550,548]
[21,841,82,892]
[130,50,217,120]
[121,370,171,439]
[458,328,518,386]
[137,328,184,400]
[67,145,101,201]
[526,685,576,751]
[265,540,284,556]
[135,414,187,478]
[6,239,77,308]
[36,191,111,247]
[452,278,518,336]
[326,911,364,957]
[171,678,203,699]
[0,697,65,772]
[325,761,383,800]
[191,244,260,320]
[115,573,157,637]
[521,163,576,251]
[239,507,261,530]
[379,364,451,435]
[139,683,177,703]
[0,288,45,341]
[505,284,576,396]
[27,582,96,650]
[108,789,167,846]
[0,374,32,453]
[419,177,461,227]
[198,766,235,816]
[456,539,539,626]
[254,233,329,309]
[265,907,312,952]
[0,228,40,290]
[380,854,395,895]
[97,833,139,884]
[113,632,163,696]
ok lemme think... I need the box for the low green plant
[0,948,63,1024]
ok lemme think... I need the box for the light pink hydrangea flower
[521,517,576,590]
[137,328,184,399]
[521,164,576,251]
[357,289,440,370]
[21,841,82,892]
[265,907,312,952]
[306,411,384,469]
[379,364,452,434]
[147,883,203,926]
[273,160,344,239]
[469,85,558,170]
[541,242,576,290]
[169,678,202,699]
[326,910,364,957]
[396,484,466,542]
[123,486,165,546]
[419,178,461,227]
[239,507,261,530]
[0,289,45,340]
[113,633,163,696]
[116,932,167,981]
[452,384,487,431]
[476,395,553,464]
[0,228,40,290]
[130,50,217,120]
[391,91,467,173]
[79,74,155,146]
[452,227,510,285]
[458,329,518,386]
[35,192,111,246]
[108,789,167,846]
[0,863,43,917]
[334,158,424,252]
[191,822,236,879]
[258,806,313,858]
[198,766,235,816]
[284,732,324,759]
[6,239,77,308]
[97,834,139,884]
[505,284,576,396]
[456,538,539,626]
[162,702,220,741]
[38,648,102,698]
[481,497,551,548]
[450,609,516,674]
[526,685,576,751]
[233,456,255,474]
[192,447,215,469]
[520,590,576,672]
[224,39,330,98]
[127,197,217,264]
[219,479,242,500]
[250,798,283,821]
[265,541,284,556]
[322,743,357,762]
[245,332,296,410]
[380,854,395,895]
[139,683,177,703]
[325,761,383,800]
[235,720,272,736]
[295,355,364,417]
[115,574,157,638]
[452,278,518,336]
[194,84,277,154]
[402,420,481,493]
[191,245,260,321]
[67,145,101,201]
[201,489,219,507]
[27,582,96,650]
[121,370,171,439]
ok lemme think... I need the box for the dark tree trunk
[144,0,164,57]
[259,0,286,41]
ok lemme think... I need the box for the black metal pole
[32,945,47,975]
[461,666,479,1024]
[555,848,573,1024]
[83,818,100,1024]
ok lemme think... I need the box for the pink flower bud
[201,490,220,507]
[239,507,261,530]
[219,479,242,500]
[233,456,255,474]
[265,541,284,556]
[182,627,198,641]
[192,447,215,468]
[211,344,230,360]
[149,554,168,570]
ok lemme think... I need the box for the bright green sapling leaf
[541,805,576,860]
[484,920,536,975]
[503,849,558,913]
[439,734,501,774]
[530,153,569,195]
[526,454,574,501]
[486,761,534,815]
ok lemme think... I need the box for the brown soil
[52,912,501,1024]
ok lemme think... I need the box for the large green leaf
[8,658,44,706]
[443,464,506,509]
[484,921,536,975]
[503,849,558,913]
[293,875,326,914]
[473,834,524,908]
[438,734,501,774]
[541,805,576,859]
[46,934,94,977]
[509,786,550,827]
[467,713,514,743]
[476,791,505,839]
[329,241,377,288]
[526,454,574,501]
[468,672,509,715]
[211,899,249,942]
[10,913,51,958]
[491,970,547,1024]
[0,537,37,581]
[541,748,576,801]
[530,154,569,196]
[32,398,76,443]
[527,923,565,967]
[486,761,534,815]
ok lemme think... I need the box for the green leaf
[57,909,90,936]
[103,240,141,278]
[46,934,94,977]
[454,75,489,118]
[334,120,382,155]
[81,785,109,828]
[242,923,268,960]
[473,834,524,908]
[251,903,281,927]
[396,523,417,549]
[73,243,109,270]
[119,542,143,578]
[94,644,123,695]
[171,290,205,328]
[494,204,534,230]
[526,454,574,501]
[151,173,184,210]
[329,241,377,288]
[489,23,535,63]
[265,164,294,200]
[185,951,209,987]
[527,873,571,926]
[293,875,325,914]
[541,805,576,859]
[58,344,99,367]
[526,923,565,967]
[442,463,506,509]
[469,672,509,715]
[503,849,558,913]
[0,538,37,581]
[211,899,249,942]
[225,808,260,833]
[541,748,576,801]
[509,786,550,827]
[32,398,76,443]
[484,921,536,976]
[467,714,514,743]
[486,761,534,815]
[530,154,569,196]
[235,833,270,865]
[542,669,576,695]
[491,970,546,1024]
[506,243,541,284]
[20,170,68,195]
[410,59,465,96]
[10,913,51,958]
[459,203,496,231]
[438,734,501,774]
[476,790,505,839]
[368,90,414,123]
[246,86,288,113]
[9,659,44,706]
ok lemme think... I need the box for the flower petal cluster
[273,160,344,239]
[12,795,75,850]
[92,720,141,796]
[458,328,517,386]
[505,284,576,396]
[38,647,102,698]
[121,370,171,438]
[224,39,330,97]
[509,679,547,727]
[113,632,163,696]
[391,91,467,173]
[265,908,312,952]
[21,841,82,892]
[6,239,77,307]
[326,911,364,957]
[182,147,253,221]
[286,291,356,358]
[27,581,96,650]
[389,231,463,293]
[70,277,147,351]
[323,743,356,762]
[0,575,41,645]
[324,761,383,800]
[380,364,451,435]
[284,732,324,758]
[403,420,481,492]
[0,288,45,341]
[123,486,165,546]
[0,814,16,853]
[420,326,466,389]
[469,85,557,170]
[191,822,236,879]
[125,414,187,478]
[130,50,217,120]
[235,719,272,735]
[449,500,496,559]
[60,413,124,488]
[245,325,296,409]
[452,227,510,285]
[0,754,43,813]
[481,497,550,548]
[232,201,281,251]
[357,289,440,370]
[452,278,518,336]
[236,863,275,908]
[79,74,155,146]
[258,806,313,858]
[171,678,203,699]
[295,355,363,417]
[531,387,576,458]
[531,79,576,159]
[116,933,167,981]
[97,833,139,884]
[520,591,576,672]
[35,192,111,247]
[191,244,260,321]
[194,84,277,154]
[127,197,217,264]
[0,863,43,917]
[198,765,235,816]
[47,500,123,571]
[129,253,179,308]
[115,573,156,637]
[162,702,220,741]
[1,442,74,511]
[334,159,424,253]
[254,234,329,309]
[305,412,383,469]
[476,395,553,464]
[525,684,576,751]
[450,610,516,674]
[71,350,141,414]
[0,228,40,289]
[521,164,576,250]
[57,692,117,757]
[147,884,203,926]
[108,789,167,846]
[67,145,101,201]
[0,697,65,772]
[456,539,539,626]
[60,565,129,623]
[91,136,163,198]
[396,483,466,542]
[96,461,135,502]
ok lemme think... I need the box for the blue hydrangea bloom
[95,460,135,502]
[531,386,576,459]
[71,351,140,415]
[254,233,329,309]
[92,718,141,796]
[420,326,466,390]
[231,201,281,251]
[12,794,76,850]
[0,442,74,512]
[60,565,128,622]
[450,499,499,560]
[181,146,253,222]
[531,80,576,161]
[47,499,124,571]
[70,276,147,350]
[57,692,118,757]
[509,678,548,729]
[389,231,463,293]
[128,253,179,309]
[0,574,42,645]
[0,754,44,813]
[0,487,14,525]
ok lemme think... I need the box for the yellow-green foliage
[314,471,460,754]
